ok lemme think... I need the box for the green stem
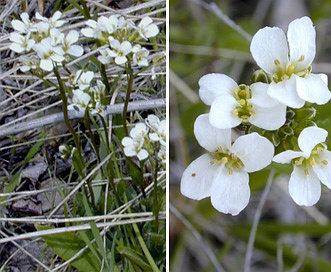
[122,61,134,136]
[132,221,160,272]
[153,156,159,231]
[53,66,81,153]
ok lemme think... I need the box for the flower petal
[249,82,279,107]
[296,74,331,105]
[137,149,149,161]
[250,26,289,74]
[210,169,250,216]
[181,153,219,200]
[121,137,133,146]
[313,150,331,189]
[287,16,316,70]
[40,59,53,71]
[298,126,327,156]
[289,165,321,206]
[67,45,84,57]
[194,114,232,152]
[199,74,238,105]
[249,102,286,130]
[209,95,241,129]
[267,76,305,108]
[231,133,274,172]
[273,150,305,163]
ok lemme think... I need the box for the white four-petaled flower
[181,114,274,215]
[122,123,149,161]
[199,74,287,130]
[33,37,65,71]
[108,39,132,65]
[137,17,159,40]
[250,16,331,108]
[273,126,331,206]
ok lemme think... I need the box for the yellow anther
[221,157,228,164]
[233,109,239,116]
[249,109,256,115]
[287,64,295,73]
[274,59,281,65]
[309,158,316,166]
[298,55,305,62]
[304,168,310,176]
[294,157,304,166]
[322,160,329,166]
[239,99,246,106]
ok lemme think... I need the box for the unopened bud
[251,69,270,84]
[294,107,316,120]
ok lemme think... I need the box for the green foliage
[35,225,102,272]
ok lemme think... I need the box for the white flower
[118,16,135,31]
[35,21,50,38]
[81,15,119,41]
[273,126,331,206]
[147,115,166,146]
[137,17,159,40]
[181,114,274,215]
[81,19,100,39]
[250,16,331,108]
[73,70,94,90]
[33,37,65,71]
[158,145,166,165]
[98,47,113,64]
[98,15,119,34]
[132,45,149,67]
[11,12,35,34]
[199,74,287,130]
[36,11,66,28]
[49,28,64,46]
[19,55,39,72]
[122,123,149,161]
[9,32,35,53]
[62,30,84,57]
[108,39,132,65]
[68,89,91,113]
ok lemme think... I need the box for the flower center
[210,146,244,175]
[272,55,311,83]
[232,84,255,121]
[293,143,328,175]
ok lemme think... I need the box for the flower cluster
[67,70,105,115]
[10,11,83,72]
[122,114,166,166]
[181,16,331,215]
[81,15,159,66]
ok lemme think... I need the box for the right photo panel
[170,0,331,271]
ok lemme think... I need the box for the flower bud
[251,69,270,83]
[294,107,316,120]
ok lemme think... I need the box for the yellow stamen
[274,59,281,65]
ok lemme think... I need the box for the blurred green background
[169,0,331,271]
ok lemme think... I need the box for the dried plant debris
[0,0,166,271]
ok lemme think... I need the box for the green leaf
[117,246,153,272]
[35,225,101,272]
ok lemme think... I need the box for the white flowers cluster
[181,16,331,215]
[81,15,159,66]
[10,11,84,72]
[122,114,166,165]
[67,69,105,115]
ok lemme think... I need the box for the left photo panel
[0,0,166,271]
